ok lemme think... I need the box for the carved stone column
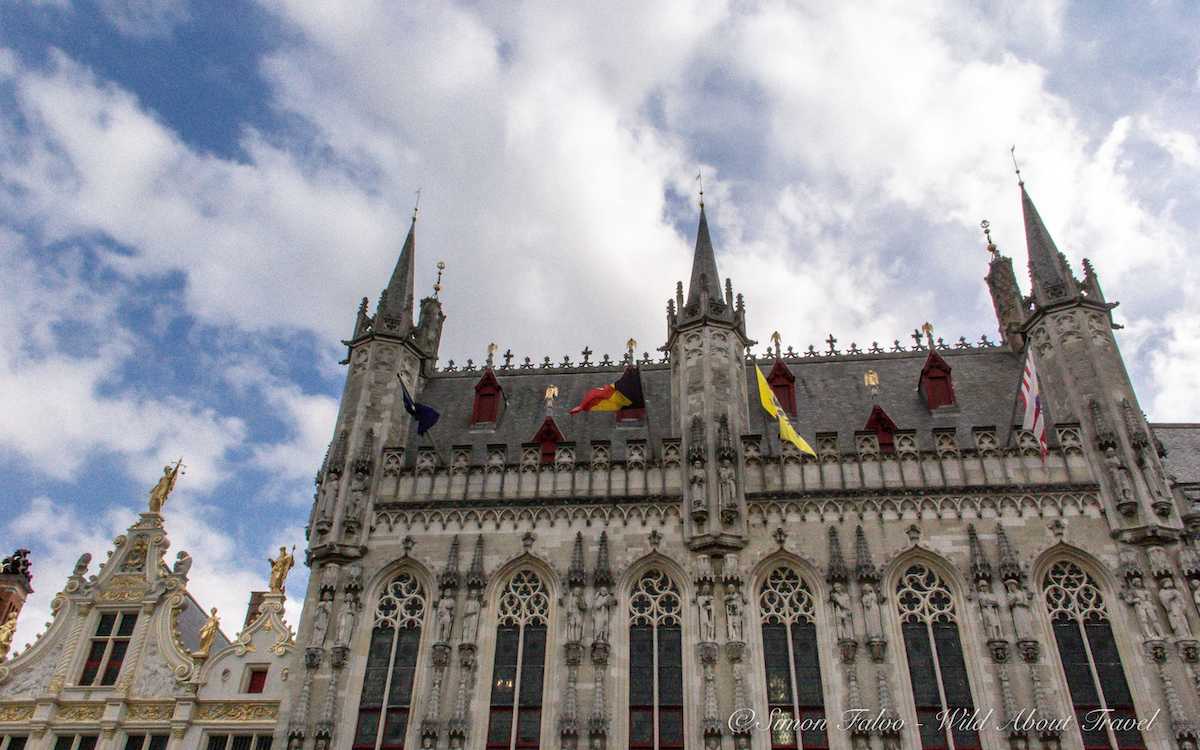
[288,649,319,747]
[422,643,451,747]
[560,642,583,749]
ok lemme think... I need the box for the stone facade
[0,512,295,750]
[274,190,1200,750]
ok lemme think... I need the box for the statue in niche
[697,587,717,643]
[830,582,855,642]
[1189,579,1200,616]
[975,579,1005,641]
[335,599,357,648]
[436,594,455,643]
[1159,578,1192,638]
[592,586,615,644]
[1104,448,1135,506]
[689,459,707,517]
[1137,440,1170,498]
[310,600,331,648]
[1122,577,1163,640]
[462,590,482,643]
[318,480,338,525]
[724,589,745,642]
[565,588,586,644]
[1004,579,1034,641]
[860,581,884,640]
[717,459,737,517]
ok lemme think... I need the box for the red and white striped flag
[1019,349,1048,461]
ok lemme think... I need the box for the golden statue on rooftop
[268,546,295,594]
[195,607,220,658]
[148,459,185,514]
[0,612,16,660]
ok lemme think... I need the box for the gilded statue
[196,607,220,657]
[148,459,185,513]
[268,546,295,594]
[0,612,16,660]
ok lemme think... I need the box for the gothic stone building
[0,511,295,750]
[276,183,1200,750]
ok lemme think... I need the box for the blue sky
[1,0,1198,647]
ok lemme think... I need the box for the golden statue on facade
[268,546,295,594]
[148,458,185,514]
[195,607,220,657]
[0,612,16,660]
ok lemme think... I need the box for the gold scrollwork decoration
[194,702,278,721]
[0,704,34,722]
[57,703,104,722]
[127,702,174,721]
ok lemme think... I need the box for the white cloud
[98,0,190,39]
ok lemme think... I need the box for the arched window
[353,572,427,750]
[629,569,684,750]
[486,570,550,750]
[1043,561,1143,750]
[758,567,828,750]
[896,563,980,750]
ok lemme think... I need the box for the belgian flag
[570,366,645,414]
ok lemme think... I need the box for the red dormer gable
[532,417,566,464]
[766,358,797,417]
[919,349,956,410]
[864,405,898,453]
[471,368,504,425]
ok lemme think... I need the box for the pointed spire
[593,530,613,588]
[466,535,486,590]
[1020,183,1078,305]
[854,526,878,584]
[967,524,992,583]
[378,215,418,329]
[826,526,848,584]
[567,531,586,588]
[685,203,724,311]
[440,535,461,591]
[995,524,1022,584]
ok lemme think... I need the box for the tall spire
[378,214,418,329]
[685,202,724,311]
[1020,183,1078,305]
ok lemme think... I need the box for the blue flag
[398,376,440,435]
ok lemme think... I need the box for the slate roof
[1153,424,1200,487]
[407,345,1027,464]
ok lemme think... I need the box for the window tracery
[629,570,684,750]
[486,570,549,750]
[1043,561,1143,750]
[353,572,427,750]
[895,563,979,750]
[758,567,827,749]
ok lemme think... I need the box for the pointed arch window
[1043,561,1144,750]
[896,564,980,750]
[629,570,684,750]
[353,573,427,750]
[486,570,549,750]
[758,567,828,750]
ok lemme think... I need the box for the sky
[1,0,1198,648]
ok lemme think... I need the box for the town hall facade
[4,182,1200,750]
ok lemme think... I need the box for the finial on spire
[770,331,782,358]
[981,219,997,257]
[1009,146,1023,186]
[413,187,422,221]
[696,169,704,207]
[433,260,445,298]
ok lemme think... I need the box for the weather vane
[433,260,446,298]
[981,219,997,257]
[413,187,422,220]
[696,169,704,207]
[1009,146,1023,185]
